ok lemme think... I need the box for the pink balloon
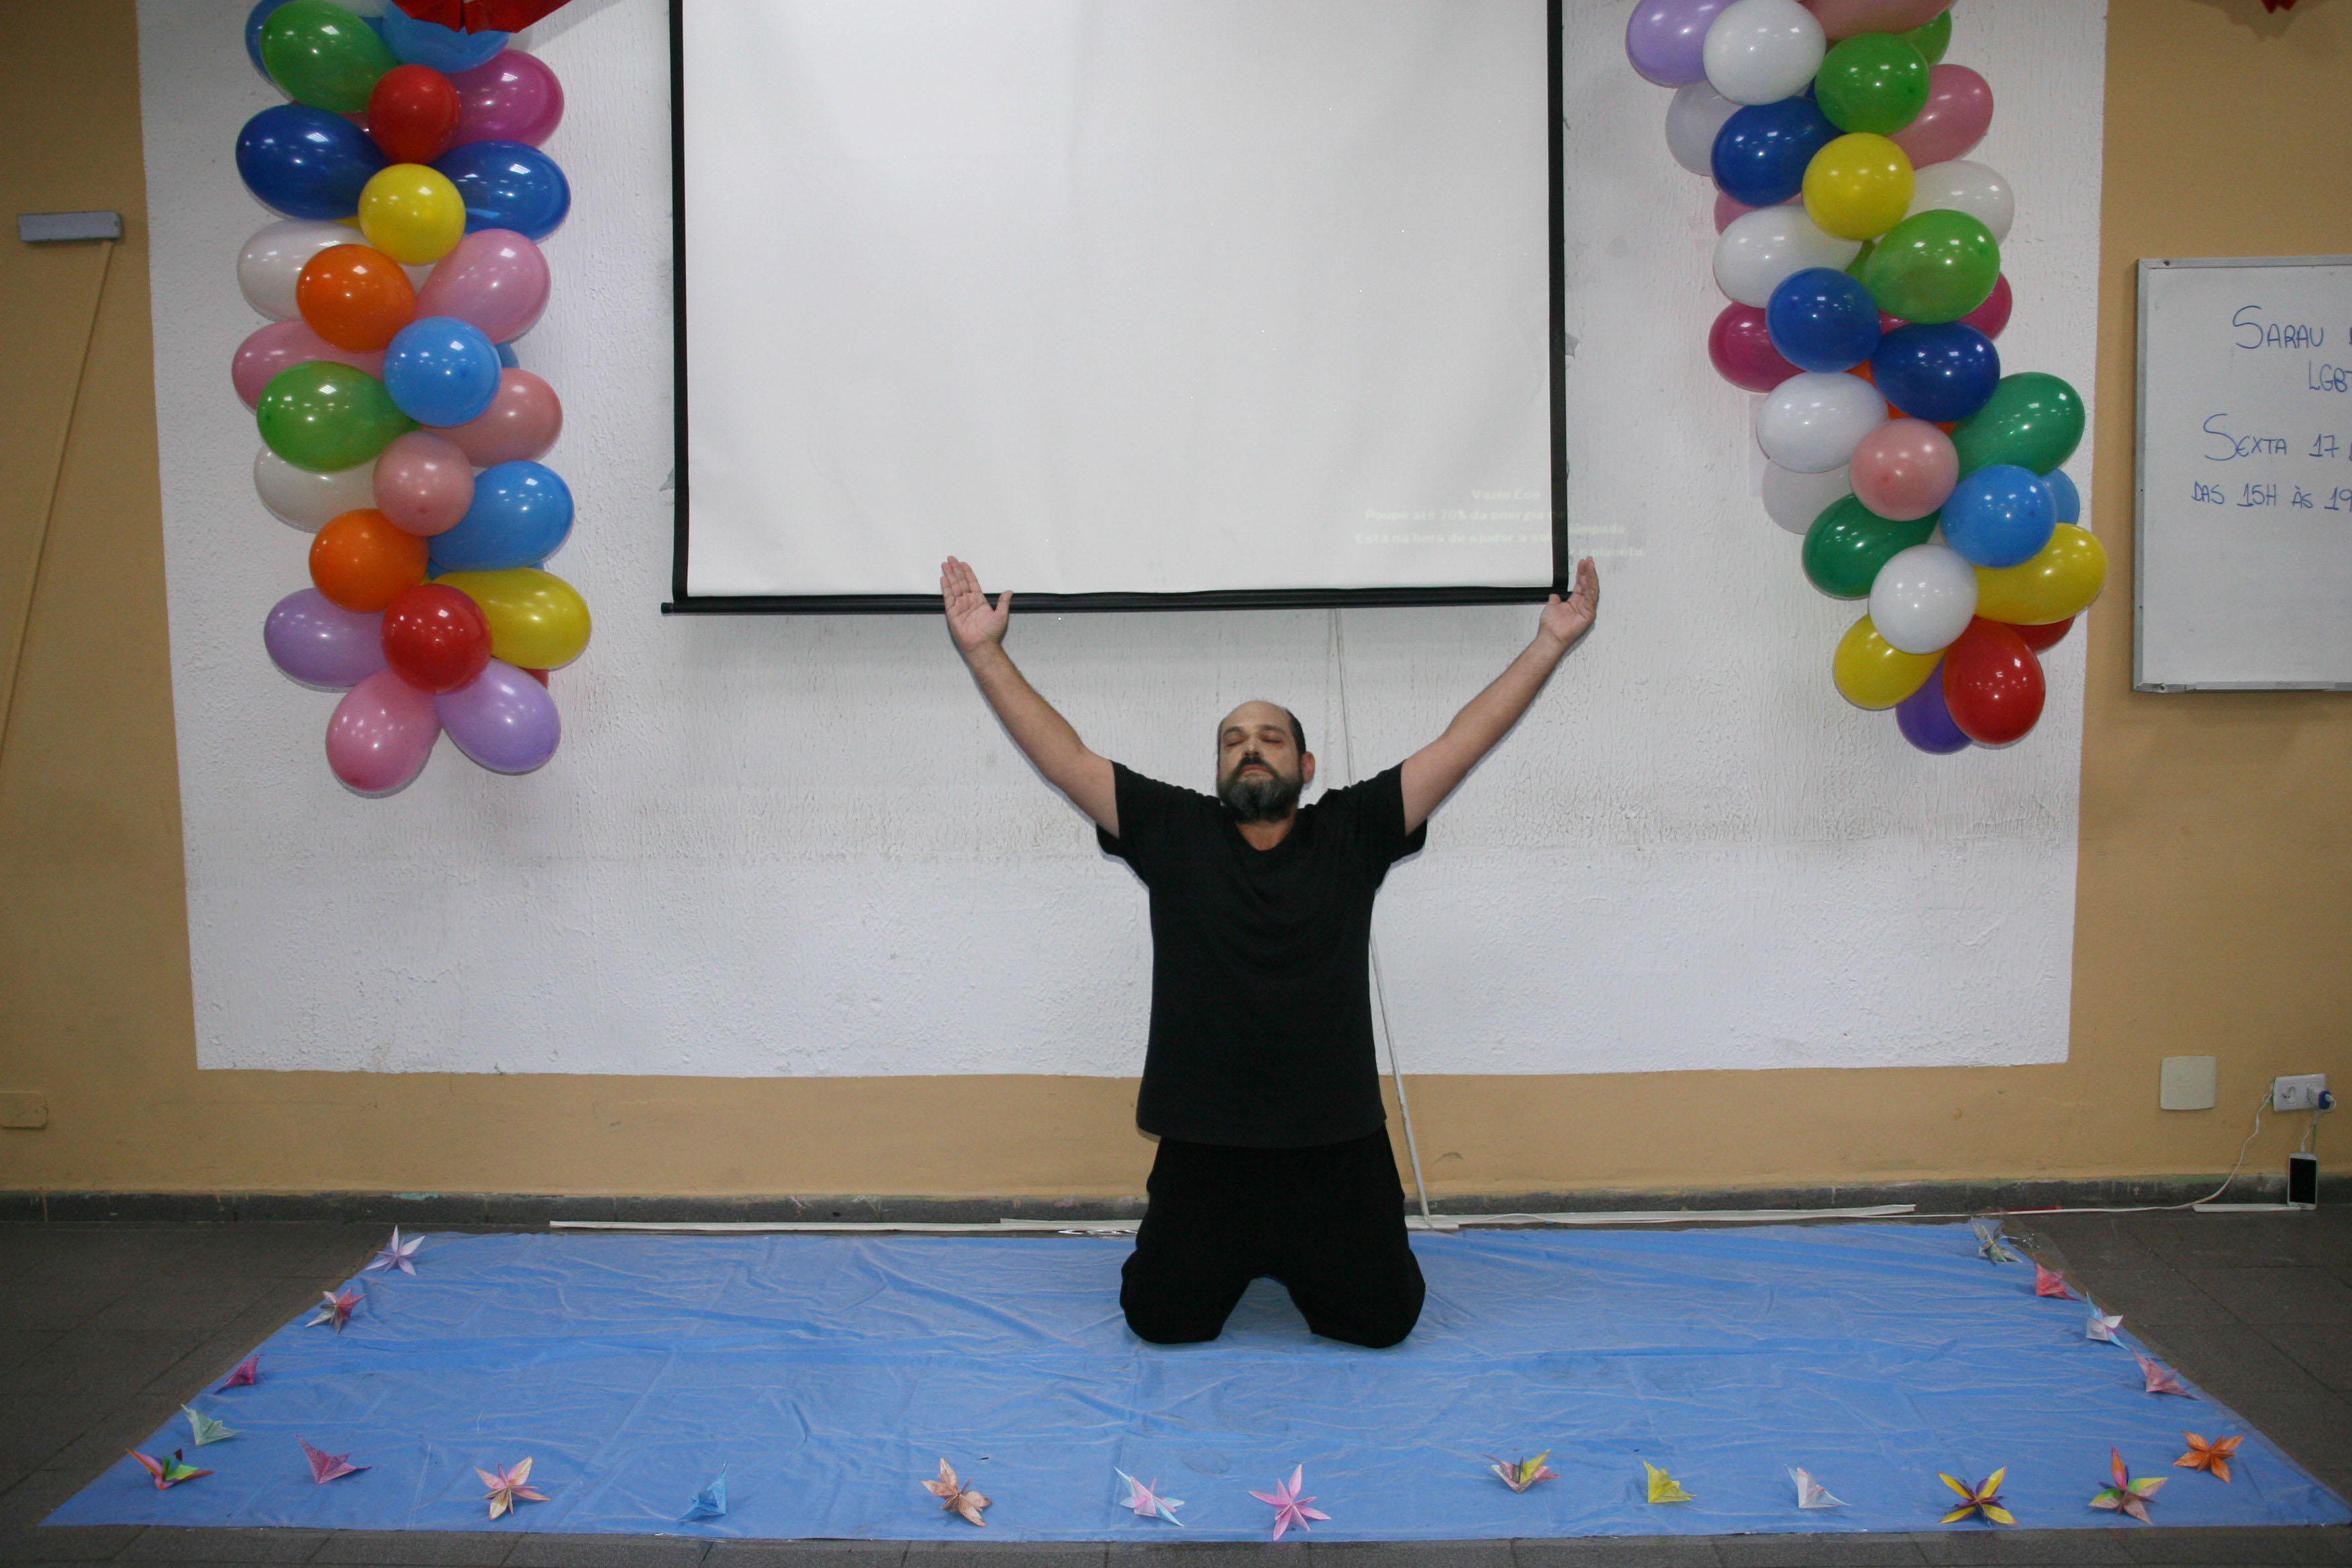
[1709,303,1800,393]
[430,369,562,467]
[373,431,477,536]
[1802,0,1951,41]
[1892,66,1994,168]
[1716,192,1800,234]
[325,669,441,795]
[416,230,549,344]
[1961,273,2013,340]
[1851,418,1959,522]
[450,50,565,147]
[232,320,384,409]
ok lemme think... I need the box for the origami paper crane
[2086,1306,2124,1342]
[1486,1452,1559,1493]
[2034,1262,2076,1300]
[217,1355,259,1391]
[1790,1467,1845,1509]
[1251,1465,1330,1540]
[680,1471,727,1522]
[2090,1448,2165,1522]
[1115,1469,1185,1526]
[130,1449,211,1489]
[1939,1469,2014,1525]
[2139,1355,2192,1397]
[366,1228,422,1275]
[1644,1461,1694,1504]
[301,1438,367,1484]
[182,1406,237,1446]
[2175,1432,2243,1482]
[479,1457,548,1520]
[1971,1220,2021,1264]
[392,0,576,30]
[309,1287,361,1333]
[924,1459,989,1526]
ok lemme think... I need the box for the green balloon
[1897,12,1953,67]
[1953,373,2086,477]
[1814,35,1931,136]
[261,0,395,114]
[256,362,413,473]
[1861,209,2000,324]
[1802,496,1936,600]
[1846,239,1876,283]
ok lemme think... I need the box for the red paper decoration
[393,0,575,32]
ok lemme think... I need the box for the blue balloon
[244,0,294,81]
[235,104,388,221]
[1942,464,2056,569]
[2044,468,2081,526]
[1766,268,1882,373]
[495,340,521,370]
[384,316,503,428]
[435,141,571,240]
[1896,664,1971,754]
[379,7,509,72]
[430,462,575,574]
[1870,323,2001,424]
[1712,97,1839,209]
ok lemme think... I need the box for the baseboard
[2,1171,2344,1224]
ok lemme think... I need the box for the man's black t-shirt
[1096,762,1427,1148]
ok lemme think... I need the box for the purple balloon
[1896,664,1971,754]
[1626,0,1734,87]
[435,658,560,773]
[264,589,386,689]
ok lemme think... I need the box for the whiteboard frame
[2134,254,2352,693]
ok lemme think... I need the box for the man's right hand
[940,556,1011,657]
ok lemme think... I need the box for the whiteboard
[2136,256,2352,690]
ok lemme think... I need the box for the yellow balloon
[358,164,467,266]
[1804,134,1915,242]
[1974,525,2108,626]
[1833,614,1939,709]
[436,568,591,669]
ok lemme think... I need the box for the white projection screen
[671,0,1565,611]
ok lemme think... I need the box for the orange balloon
[310,508,428,611]
[296,244,418,352]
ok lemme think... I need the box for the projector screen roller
[671,0,1565,611]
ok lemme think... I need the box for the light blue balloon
[378,6,509,72]
[2044,469,2081,527]
[383,316,501,429]
[430,461,574,573]
[1943,464,2056,570]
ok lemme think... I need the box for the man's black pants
[1120,1127,1426,1349]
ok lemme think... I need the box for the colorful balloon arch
[236,0,585,795]
[1628,0,2106,754]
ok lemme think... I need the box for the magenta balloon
[435,657,560,773]
[373,430,477,536]
[1801,0,1951,41]
[415,229,549,344]
[1961,273,2013,341]
[265,589,387,689]
[232,321,385,410]
[1892,66,1994,168]
[450,50,565,147]
[1626,0,1734,87]
[1709,303,1801,393]
[431,369,562,466]
[326,669,440,795]
[1851,418,1959,522]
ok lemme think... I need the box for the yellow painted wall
[1,0,2345,1202]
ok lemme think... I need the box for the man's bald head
[1215,700,1314,823]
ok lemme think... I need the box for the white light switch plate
[2160,1056,2218,1111]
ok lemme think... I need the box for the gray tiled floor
[2,1212,2347,1567]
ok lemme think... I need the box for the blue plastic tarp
[46,1224,2350,1540]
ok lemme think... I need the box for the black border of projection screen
[664,0,1568,616]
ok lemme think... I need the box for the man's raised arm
[941,556,1119,834]
[1398,556,1600,833]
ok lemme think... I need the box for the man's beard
[1218,756,1302,824]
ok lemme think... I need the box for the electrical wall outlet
[2273,1074,2329,1113]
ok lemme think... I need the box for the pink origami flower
[1250,1465,1330,1540]
[309,1288,361,1333]
[302,1438,367,1484]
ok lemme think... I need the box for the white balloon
[1868,544,1979,654]
[1713,204,1861,307]
[1763,462,1853,535]
[254,448,377,532]
[238,219,358,322]
[1702,0,1825,107]
[1756,374,1887,474]
[1665,82,1741,177]
[1908,160,2015,243]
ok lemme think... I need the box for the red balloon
[2014,616,2074,653]
[1941,618,2046,746]
[1709,303,1800,393]
[381,583,491,694]
[367,64,463,165]
[1960,274,2013,341]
